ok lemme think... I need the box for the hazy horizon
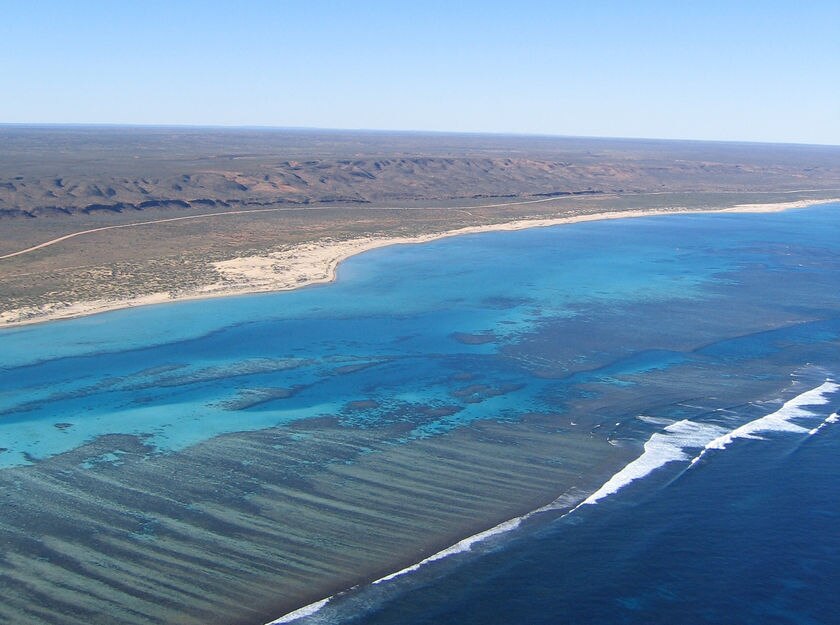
[3,1,838,146]
[2,122,839,149]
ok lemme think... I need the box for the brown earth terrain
[1,126,839,325]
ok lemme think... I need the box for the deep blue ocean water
[1,204,839,624]
[316,406,840,625]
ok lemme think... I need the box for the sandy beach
[1,198,837,329]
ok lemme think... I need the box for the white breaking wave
[580,420,728,506]
[266,598,331,624]
[374,517,523,584]
[266,516,530,623]
[690,381,839,465]
[263,381,838,623]
[809,412,839,436]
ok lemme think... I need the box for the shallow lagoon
[0,205,838,624]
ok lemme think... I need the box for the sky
[1,0,838,144]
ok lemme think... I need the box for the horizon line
[1,122,838,150]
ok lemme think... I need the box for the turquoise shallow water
[1,205,839,625]
[247,205,840,625]
[0,213,746,466]
[4,208,837,470]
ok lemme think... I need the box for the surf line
[265,380,838,624]
[690,380,838,465]
[809,412,839,436]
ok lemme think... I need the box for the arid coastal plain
[2,127,840,326]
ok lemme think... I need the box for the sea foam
[266,598,331,624]
[691,381,838,464]
[581,382,838,505]
[809,413,839,436]
[580,420,728,506]
[374,517,524,584]
[265,381,838,623]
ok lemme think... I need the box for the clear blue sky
[2,1,838,144]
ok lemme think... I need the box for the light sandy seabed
[1,198,837,329]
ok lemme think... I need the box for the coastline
[3,191,839,625]
[1,197,837,329]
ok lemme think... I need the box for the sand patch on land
[1,198,837,328]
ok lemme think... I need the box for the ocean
[295,382,840,625]
[0,204,838,625]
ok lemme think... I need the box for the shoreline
[1,197,837,329]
